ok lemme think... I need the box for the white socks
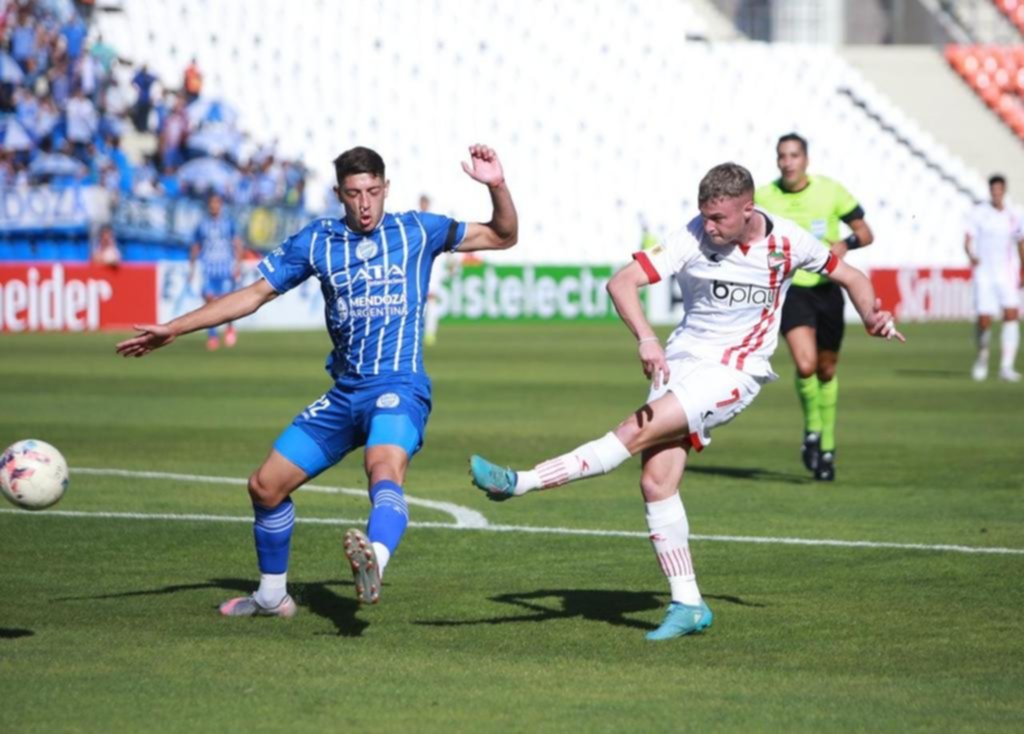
[254,572,288,608]
[1001,320,1019,370]
[645,493,702,606]
[514,432,632,494]
[372,542,391,577]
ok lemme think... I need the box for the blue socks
[367,480,408,557]
[249,481,406,593]
[252,497,295,574]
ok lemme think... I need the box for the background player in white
[470,163,903,641]
[965,174,1024,382]
[118,144,517,618]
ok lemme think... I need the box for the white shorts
[646,355,763,452]
[974,269,1021,315]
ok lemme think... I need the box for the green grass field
[2,322,1023,733]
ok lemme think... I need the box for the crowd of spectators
[0,0,307,209]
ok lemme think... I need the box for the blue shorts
[203,275,236,299]
[273,379,432,477]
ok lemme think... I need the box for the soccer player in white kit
[469,163,904,641]
[965,174,1024,382]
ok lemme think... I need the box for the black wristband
[843,233,861,250]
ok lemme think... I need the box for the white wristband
[637,337,659,345]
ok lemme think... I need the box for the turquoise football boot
[645,600,713,641]
[469,455,518,501]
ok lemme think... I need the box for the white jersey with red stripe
[634,209,838,381]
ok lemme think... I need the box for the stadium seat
[946,43,1024,143]
[995,0,1024,36]
[37,241,61,260]
[6,241,34,260]
[93,2,985,268]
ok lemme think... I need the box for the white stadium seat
[97,1,984,266]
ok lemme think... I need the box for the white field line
[72,467,488,529]
[1,508,1022,555]
[1,466,1021,557]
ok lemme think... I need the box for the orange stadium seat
[994,0,1024,35]
[946,43,1024,140]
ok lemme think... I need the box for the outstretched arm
[606,261,670,388]
[827,259,905,342]
[116,278,278,357]
[455,144,518,252]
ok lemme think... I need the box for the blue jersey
[258,211,466,386]
[193,215,238,280]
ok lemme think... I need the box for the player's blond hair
[698,163,754,205]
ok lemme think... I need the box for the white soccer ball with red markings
[0,439,69,510]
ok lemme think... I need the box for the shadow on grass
[894,369,968,379]
[705,593,767,608]
[416,588,764,630]
[0,628,34,639]
[54,578,368,637]
[687,465,809,483]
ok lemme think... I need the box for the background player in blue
[189,192,244,350]
[117,144,518,617]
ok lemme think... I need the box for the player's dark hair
[698,163,755,204]
[333,147,386,185]
[777,132,808,155]
[989,174,1006,187]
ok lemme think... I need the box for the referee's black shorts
[780,282,845,352]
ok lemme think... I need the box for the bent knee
[248,470,284,507]
[639,474,676,502]
[817,353,839,382]
[794,359,817,379]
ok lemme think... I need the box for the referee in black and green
[755,133,874,481]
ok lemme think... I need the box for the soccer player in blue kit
[189,192,244,350]
[117,144,518,617]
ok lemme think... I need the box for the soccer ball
[0,439,69,510]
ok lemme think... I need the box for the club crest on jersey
[376,393,400,409]
[356,238,378,260]
[767,251,786,271]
